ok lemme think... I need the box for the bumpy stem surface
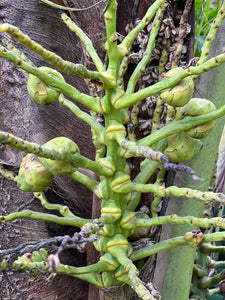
[0,131,111,177]
[114,54,225,109]
[0,210,91,227]
[126,6,164,94]
[0,45,103,113]
[119,182,225,204]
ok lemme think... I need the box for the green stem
[113,53,225,109]
[198,270,225,289]
[70,171,99,192]
[127,162,159,212]
[122,214,225,230]
[40,0,106,12]
[104,0,120,77]
[128,102,141,141]
[118,54,130,89]
[33,192,76,217]
[0,164,17,182]
[131,232,225,261]
[151,167,165,217]
[127,139,166,211]
[107,243,154,298]
[192,264,205,278]
[151,96,164,133]
[1,259,104,287]
[55,264,104,287]
[128,265,157,300]
[0,210,91,227]
[126,6,164,94]
[59,95,104,135]
[206,287,221,298]
[119,182,225,205]
[0,45,102,113]
[57,260,113,275]
[60,13,105,73]
[131,236,188,261]
[197,1,225,66]
[138,105,225,146]
[0,131,111,177]
[134,139,167,183]
[200,243,225,253]
[0,23,113,88]
[208,259,225,269]
[119,0,166,53]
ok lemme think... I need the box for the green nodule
[176,98,217,139]
[159,67,194,107]
[17,154,54,192]
[39,137,80,176]
[27,66,65,105]
[164,131,203,162]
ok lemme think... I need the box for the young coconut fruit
[27,66,65,105]
[39,137,80,176]
[164,131,203,162]
[17,154,54,192]
[160,67,194,107]
[176,98,216,139]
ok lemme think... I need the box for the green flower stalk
[0,22,113,87]
[34,192,76,218]
[138,104,225,146]
[151,168,165,217]
[0,44,103,113]
[131,231,225,261]
[113,54,225,109]
[120,213,225,231]
[1,1,225,299]
[117,182,225,204]
[200,243,225,253]
[126,6,165,95]
[151,95,164,133]
[40,0,106,12]
[70,171,99,192]
[0,131,111,177]
[60,13,106,73]
[206,286,222,298]
[197,1,225,66]
[119,0,166,53]
[198,270,225,289]
[0,210,91,228]
[59,95,104,135]
[0,164,17,182]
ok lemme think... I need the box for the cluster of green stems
[1,1,225,299]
